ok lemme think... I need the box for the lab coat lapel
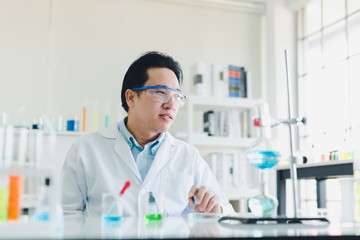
[113,137,142,181]
[143,133,173,186]
[113,137,141,179]
[100,123,141,181]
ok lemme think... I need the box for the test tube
[27,130,36,166]
[82,101,88,132]
[57,115,63,132]
[0,176,9,222]
[15,126,28,167]
[104,102,110,128]
[35,130,43,169]
[41,112,56,169]
[4,125,14,168]
[28,129,43,169]
[0,126,5,168]
[7,175,23,220]
[92,102,98,132]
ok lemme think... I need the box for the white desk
[2,215,360,239]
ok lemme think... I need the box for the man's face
[127,67,182,134]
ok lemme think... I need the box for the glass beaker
[102,193,123,223]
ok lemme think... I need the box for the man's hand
[188,185,221,213]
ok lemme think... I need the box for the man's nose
[163,95,178,109]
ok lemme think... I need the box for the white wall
[0,0,263,132]
[0,0,50,126]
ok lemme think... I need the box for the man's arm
[189,151,235,214]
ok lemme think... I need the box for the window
[297,0,360,218]
[297,0,360,162]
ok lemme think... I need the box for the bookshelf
[183,95,264,205]
[186,95,264,148]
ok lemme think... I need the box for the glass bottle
[144,192,162,221]
[248,170,279,217]
[34,177,51,221]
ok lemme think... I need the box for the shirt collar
[118,117,166,154]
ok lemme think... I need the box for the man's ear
[125,89,136,108]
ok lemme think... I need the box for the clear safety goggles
[131,86,187,108]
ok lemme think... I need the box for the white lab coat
[62,122,234,217]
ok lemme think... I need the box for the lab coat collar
[98,122,121,139]
[98,122,177,185]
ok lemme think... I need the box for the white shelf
[188,136,256,149]
[187,95,264,110]
[44,131,82,137]
[0,167,57,176]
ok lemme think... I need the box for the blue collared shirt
[118,118,166,181]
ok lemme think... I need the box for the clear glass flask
[247,103,281,217]
[34,177,51,221]
[144,192,162,221]
[248,170,279,218]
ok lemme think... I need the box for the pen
[191,189,198,209]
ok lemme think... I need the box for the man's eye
[155,90,166,95]
[175,94,183,100]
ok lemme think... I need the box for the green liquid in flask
[144,213,162,221]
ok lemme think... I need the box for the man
[62,51,234,217]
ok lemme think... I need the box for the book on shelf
[191,62,212,97]
[241,110,251,138]
[228,65,247,98]
[203,110,215,136]
[227,109,242,138]
[214,111,229,137]
[191,62,250,98]
[239,67,247,98]
[245,71,252,99]
[212,64,229,98]
[203,109,251,138]
[228,65,237,97]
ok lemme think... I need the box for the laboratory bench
[1,215,360,239]
[277,159,354,216]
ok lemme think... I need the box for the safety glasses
[131,86,187,108]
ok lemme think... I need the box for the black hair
[121,51,183,112]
